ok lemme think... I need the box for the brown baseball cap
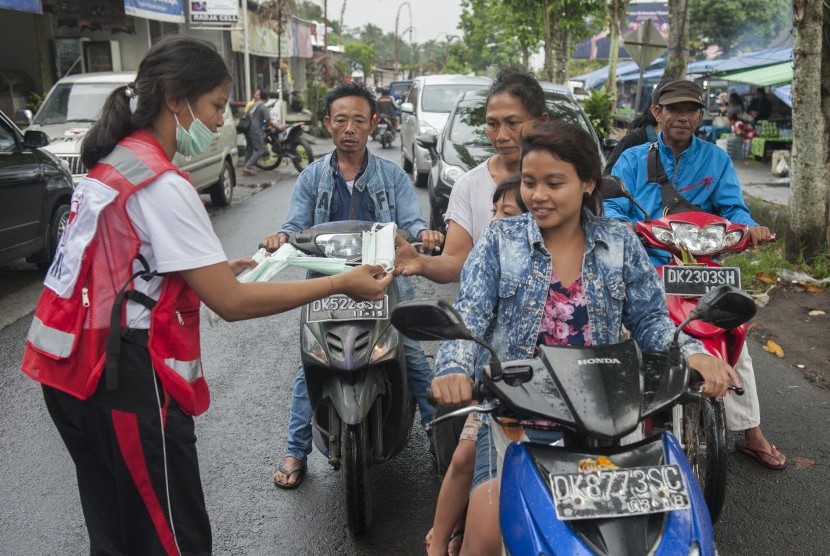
[656,80,705,107]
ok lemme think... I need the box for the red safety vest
[21,130,210,416]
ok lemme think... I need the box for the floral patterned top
[537,271,593,348]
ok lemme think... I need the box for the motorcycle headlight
[668,222,740,256]
[370,325,399,363]
[315,232,363,259]
[302,324,328,365]
[440,163,464,186]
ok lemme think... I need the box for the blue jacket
[279,149,428,238]
[434,210,706,378]
[606,133,757,226]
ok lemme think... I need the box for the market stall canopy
[717,61,792,87]
[773,84,792,108]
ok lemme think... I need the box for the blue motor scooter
[391,285,756,555]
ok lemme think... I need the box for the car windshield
[34,82,120,125]
[545,92,595,137]
[422,85,477,113]
[389,82,411,98]
[448,102,489,145]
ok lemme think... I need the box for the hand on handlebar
[429,374,474,408]
[747,225,773,247]
[687,353,742,399]
[418,229,445,253]
[262,232,288,252]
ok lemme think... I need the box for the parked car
[0,109,74,270]
[400,74,492,188]
[16,71,238,206]
[418,84,604,234]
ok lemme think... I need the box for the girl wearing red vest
[21,34,391,555]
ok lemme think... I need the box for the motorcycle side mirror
[600,175,629,199]
[689,284,757,329]
[416,133,438,156]
[600,175,649,219]
[391,299,473,342]
[602,136,620,154]
[392,299,504,380]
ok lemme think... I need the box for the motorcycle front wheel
[291,138,314,172]
[342,421,371,534]
[255,141,282,170]
[681,398,727,523]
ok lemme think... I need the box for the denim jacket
[279,150,428,239]
[435,210,706,377]
[278,149,428,300]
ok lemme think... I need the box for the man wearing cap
[605,79,785,471]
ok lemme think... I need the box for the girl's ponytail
[81,84,135,169]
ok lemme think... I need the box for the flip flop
[273,460,307,489]
[735,439,786,470]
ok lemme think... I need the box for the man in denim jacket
[264,82,444,488]
[605,80,785,470]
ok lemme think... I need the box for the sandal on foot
[273,460,307,489]
[735,439,786,470]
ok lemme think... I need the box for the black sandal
[273,460,307,490]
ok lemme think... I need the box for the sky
[328,0,463,44]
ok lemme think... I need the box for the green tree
[688,0,791,56]
[345,42,376,74]
[292,0,321,21]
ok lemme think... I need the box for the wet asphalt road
[1,137,830,555]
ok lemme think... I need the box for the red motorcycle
[603,177,762,522]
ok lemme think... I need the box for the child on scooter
[424,176,526,556]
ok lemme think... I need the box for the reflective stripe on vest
[103,145,157,186]
[27,316,75,358]
[164,358,203,383]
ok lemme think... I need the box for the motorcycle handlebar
[426,381,486,407]
[688,369,744,396]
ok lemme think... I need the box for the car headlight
[370,325,399,363]
[658,222,745,256]
[302,324,328,365]
[418,121,437,135]
[440,163,464,186]
[315,232,364,259]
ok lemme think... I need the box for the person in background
[262,82,444,489]
[423,176,526,556]
[430,121,738,555]
[607,79,785,471]
[394,67,549,477]
[729,112,758,158]
[394,68,548,284]
[603,78,676,174]
[747,87,773,121]
[725,91,746,119]
[19,35,390,555]
[242,90,285,176]
[376,86,399,129]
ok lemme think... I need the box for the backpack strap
[647,142,701,216]
[105,255,160,390]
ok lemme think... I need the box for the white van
[22,71,238,206]
[399,74,492,188]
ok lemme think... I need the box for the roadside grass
[721,242,830,292]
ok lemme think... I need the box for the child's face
[492,190,524,220]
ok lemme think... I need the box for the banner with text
[124,0,183,23]
[189,0,237,26]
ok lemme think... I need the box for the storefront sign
[124,0,184,23]
[189,0,237,25]
[0,0,42,14]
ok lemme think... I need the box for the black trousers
[43,339,211,555]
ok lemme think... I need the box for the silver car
[19,71,238,206]
[399,74,492,188]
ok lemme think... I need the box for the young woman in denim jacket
[429,122,740,555]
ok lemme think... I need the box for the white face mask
[175,101,217,157]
